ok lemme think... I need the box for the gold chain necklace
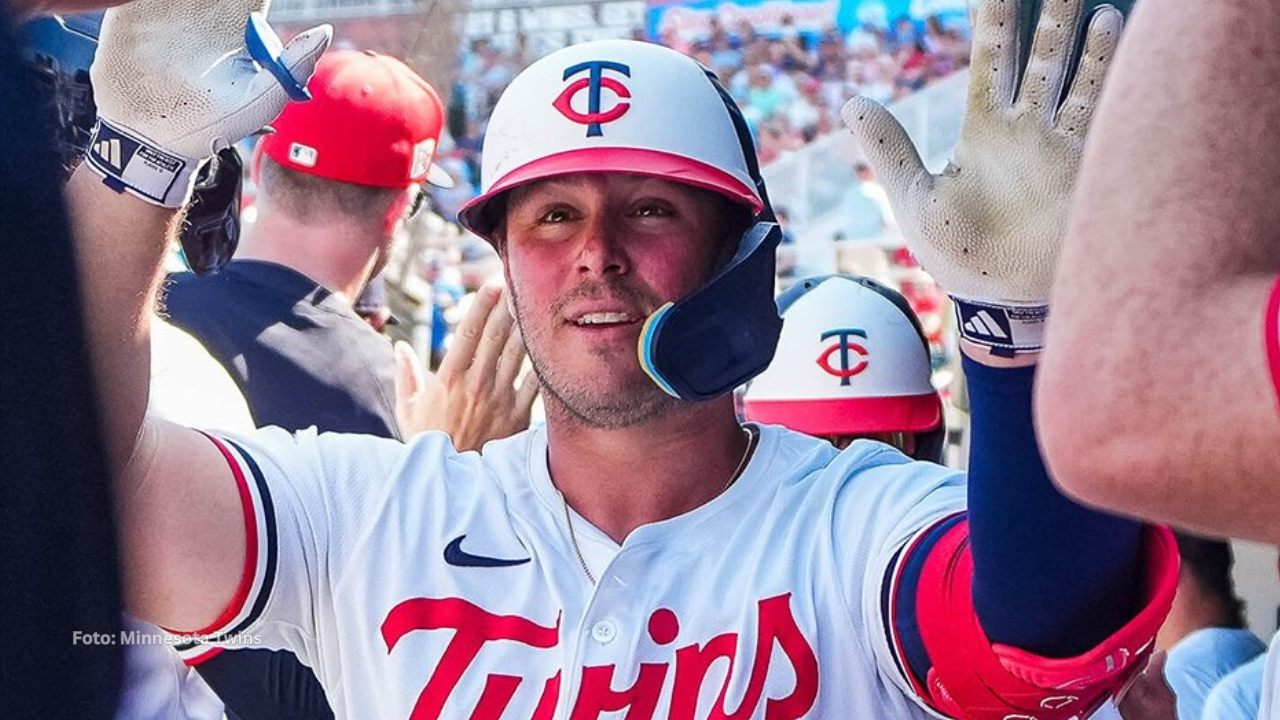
[561,425,757,585]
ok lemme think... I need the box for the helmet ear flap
[633,62,784,402]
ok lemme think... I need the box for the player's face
[502,173,730,428]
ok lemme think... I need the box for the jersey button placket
[591,620,617,644]
[564,555,625,707]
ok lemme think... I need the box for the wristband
[953,298,1047,357]
[84,119,201,208]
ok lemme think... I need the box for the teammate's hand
[842,0,1122,356]
[1116,651,1176,720]
[86,0,330,207]
[394,285,540,451]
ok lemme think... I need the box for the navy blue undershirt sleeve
[890,357,1143,684]
[964,356,1141,655]
[196,649,335,720]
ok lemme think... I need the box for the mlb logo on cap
[257,49,453,189]
[288,143,318,168]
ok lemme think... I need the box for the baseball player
[1029,0,1280,718]
[68,0,1178,718]
[741,274,947,461]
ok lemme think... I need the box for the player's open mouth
[572,311,640,327]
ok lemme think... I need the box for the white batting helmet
[457,39,765,238]
[742,274,944,459]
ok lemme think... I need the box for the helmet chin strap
[632,68,785,402]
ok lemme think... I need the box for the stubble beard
[509,284,685,430]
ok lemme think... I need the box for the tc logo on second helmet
[817,329,869,386]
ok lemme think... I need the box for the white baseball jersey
[196,423,970,719]
[1257,632,1280,720]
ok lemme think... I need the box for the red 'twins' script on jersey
[381,593,819,720]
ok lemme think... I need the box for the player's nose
[574,214,629,278]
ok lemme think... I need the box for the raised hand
[87,0,331,207]
[395,285,540,451]
[843,0,1123,356]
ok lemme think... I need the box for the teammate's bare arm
[1038,0,1280,543]
[65,165,247,630]
[66,0,328,630]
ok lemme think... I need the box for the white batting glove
[842,0,1123,355]
[86,0,331,207]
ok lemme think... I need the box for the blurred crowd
[439,12,970,210]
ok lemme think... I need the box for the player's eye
[537,206,576,224]
[631,200,675,218]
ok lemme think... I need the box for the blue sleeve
[965,356,1142,655]
[890,356,1145,685]
[196,649,335,720]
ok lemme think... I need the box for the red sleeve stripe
[1265,275,1280,409]
[162,432,273,642]
[884,511,963,699]
[176,645,223,667]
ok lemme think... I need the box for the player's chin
[572,364,663,402]
[567,383,681,429]
[574,369,646,399]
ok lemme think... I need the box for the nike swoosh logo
[443,534,531,568]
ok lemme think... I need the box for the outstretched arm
[68,0,328,630]
[1038,0,1280,543]
[846,1,1176,716]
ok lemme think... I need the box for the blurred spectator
[895,264,948,366]
[458,237,502,292]
[419,249,464,368]
[889,15,920,53]
[841,161,895,240]
[353,273,400,335]
[1159,533,1266,720]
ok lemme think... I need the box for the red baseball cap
[257,49,453,189]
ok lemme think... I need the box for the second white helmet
[743,274,944,458]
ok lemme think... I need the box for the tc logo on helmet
[816,329,869,386]
[553,61,632,137]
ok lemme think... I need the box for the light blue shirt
[841,181,887,240]
[1165,627,1266,720]
[1203,652,1266,720]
